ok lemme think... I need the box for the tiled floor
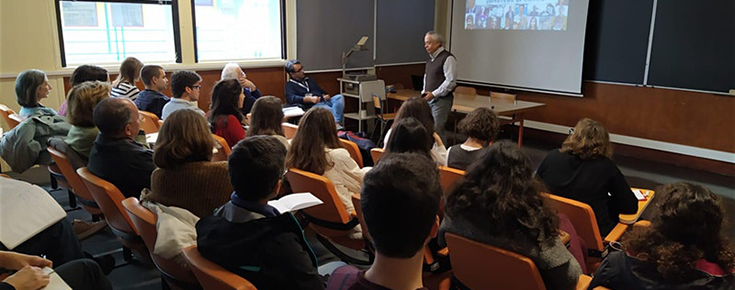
[6,132,733,289]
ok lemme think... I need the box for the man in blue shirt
[134,65,170,118]
[284,60,345,128]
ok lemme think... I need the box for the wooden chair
[438,166,465,196]
[339,139,364,168]
[183,246,256,290]
[370,148,384,164]
[46,138,102,219]
[544,193,630,273]
[282,122,298,139]
[0,104,24,130]
[370,94,397,147]
[445,232,605,290]
[285,168,368,264]
[490,91,517,103]
[140,110,162,134]
[211,134,231,162]
[77,167,147,262]
[454,86,477,95]
[122,197,200,289]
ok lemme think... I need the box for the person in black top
[134,65,169,118]
[447,107,499,170]
[536,118,637,236]
[590,182,735,289]
[88,98,155,198]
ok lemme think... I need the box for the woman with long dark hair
[590,182,735,289]
[384,117,433,160]
[208,79,246,148]
[441,140,582,290]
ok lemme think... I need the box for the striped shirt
[111,82,140,100]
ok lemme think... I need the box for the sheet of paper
[268,192,322,213]
[42,267,72,290]
[0,178,66,249]
[146,132,159,144]
[633,189,646,201]
[283,107,305,118]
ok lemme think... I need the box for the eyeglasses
[192,85,202,90]
[568,128,575,135]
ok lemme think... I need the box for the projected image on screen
[465,0,568,31]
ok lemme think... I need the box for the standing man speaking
[422,31,457,143]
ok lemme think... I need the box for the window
[193,0,284,62]
[56,0,179,66]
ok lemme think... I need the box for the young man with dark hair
[134,65,169,118]
[88,98,154,198]
[328,153,442,290]
[58,64,110,116]
[284,59,345,128]
[161,70,204,119]
[196,136,325,290]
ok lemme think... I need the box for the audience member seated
[446,107,499,170]
[162,70,204,120]
[63,81,110,160]
[536,118,637,236]
[14,69,56,118]
[384,117,433,160]
[209,79,246,148]
[88,98,154,198]
[327,153,442,290]
[248,96,289,149]
[59,65,110,116]
[440,141,582,290]
[134,65,170,118]
[142,109,232,218]
[590,182,735,289]
[286,108,369,236]
[382,97,447,165]
[111,57,144,100]
[284,59,345,128]
[0,251,112,290]
[2,71,69,173]
[196,136,324,290]
[221,62,262,115]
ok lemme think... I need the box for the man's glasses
[192,85,202,90]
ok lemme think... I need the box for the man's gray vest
[425,49,455,95]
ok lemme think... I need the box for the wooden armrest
[575,274,592,290]
[559,230,571,246]
[604,223,629,244]
[423,246,435,264]
[633,220,651,229]
[436,247,449,257]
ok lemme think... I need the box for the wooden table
[387,90,546,146]
[619,188,655,224]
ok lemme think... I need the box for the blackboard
[583,0,735,94]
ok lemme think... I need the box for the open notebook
[268,192,322,214]
[0,178,66,249]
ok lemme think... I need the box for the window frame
[54,0,183,67]
[189,0,286,63]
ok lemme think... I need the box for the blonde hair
[67,81,111,127]
[153,109,214,169]
[560,118,613,159]
[113,57,143,87]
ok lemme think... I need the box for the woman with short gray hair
[15,69,57,118]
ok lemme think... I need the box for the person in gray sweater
[439,141,582,290]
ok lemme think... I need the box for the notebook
[42,267,72,290]
[0,178,66,249]
[268,192,322,214]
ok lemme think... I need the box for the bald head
[94,97,139,138]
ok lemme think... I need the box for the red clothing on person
[213,114,245,148]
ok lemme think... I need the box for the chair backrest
[46,139,100,215]
[490,92,517,103]
[183,246,256,290]
[370,148,384,164]
[211,134,231,162]
[282,122,298,139]
[122,197,199,285]
[371,94,385,115]
[139,110,161,134]
[438,166,465,196]
[544,193,605,251]
[339,139,364,168]
[76,167,138,237]
[0,104,22,130]
[454,86,477,95]
[0,174,10,178]
[351,194,372,242]
[445,232,547,290]
[285,168,353,224]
